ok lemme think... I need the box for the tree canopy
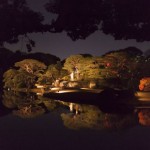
[0,0,46,47]
[0,0,150,47]
[45,0,150,41]
[15,59,47,75]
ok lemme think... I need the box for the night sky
[5,0,150,60]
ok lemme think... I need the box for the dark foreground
[0,90,150,150]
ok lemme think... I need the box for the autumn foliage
[139,78,150,91]
[138,109,150,126]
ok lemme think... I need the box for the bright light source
[36,93,43,95]
[51,87,60,90]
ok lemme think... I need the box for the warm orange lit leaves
[139,77,150,91]
[138,109,150,126]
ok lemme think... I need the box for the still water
[0,90,150,150]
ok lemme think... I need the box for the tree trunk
[70,72,74,81]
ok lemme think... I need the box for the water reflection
[1,91,150,150]
[1,90,150,130]
[60,102,137,130]
[2,90,58,118]
[61,103,103,130]
[138,109,150,126]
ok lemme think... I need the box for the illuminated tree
[99,47,143,79]
[14,59,47,89]
[64,55,84,81]
[38,62,68,84]
[3,59,47,89]
[88,47,143,89]
[15,59,47,75]
[80,56,103,79]
[3,69,36,89]
[3,69,19,89]
[63,54,103,81]
[14,71,36,89]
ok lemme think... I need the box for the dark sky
[5,0,150,60]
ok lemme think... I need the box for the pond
[0,90,150,150]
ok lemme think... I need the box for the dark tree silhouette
[0,0,45,48]
[45,0,150,41]
[103,47,143,57]
[0,0,150,48]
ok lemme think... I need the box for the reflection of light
[57,90,77,93]
[36,93,43,95]
[136,92,150,101]
[80,88,103,93]
[37,86,44,88]
[51,87,60,91]
[35,84,44,88]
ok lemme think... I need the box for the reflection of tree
[2,90,22,108]
[13,105,45,118]
[2,90,60,118]
[38,96,58,111]
[2,91,45,118]
[2,90,37,109]
[61,104,105,130]
[61,102,137,130]
[0,97,11,117]
[138,109,150,126]
[103,113,137,130]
